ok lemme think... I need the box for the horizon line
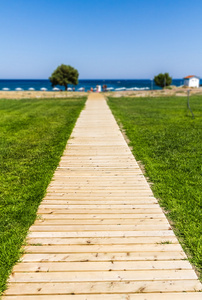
[0,78,194,81]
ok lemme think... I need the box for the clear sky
[0,0,202,79]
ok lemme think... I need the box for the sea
[0,79,197,92]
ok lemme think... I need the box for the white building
[184,75,200,88]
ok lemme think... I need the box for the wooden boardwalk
[3,94,202,299]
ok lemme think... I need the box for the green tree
[49,64,79,91]
[154,73,172,88]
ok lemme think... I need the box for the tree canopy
[49,64,79,91]
[154,73,172,88]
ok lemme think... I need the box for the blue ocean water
[0,79,198,92]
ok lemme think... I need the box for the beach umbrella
[2,88,10,91]
[15,88,23,91]
[67,87,72,91]
[52,87,59,91]
[115,87,126,91]
[40,87,47,91]
[28,88,35,91]
[78,87,84,91]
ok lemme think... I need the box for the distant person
[102,84,107,92]
[96,85,101,92]
[90,87,93,92]
[73,87,75,91]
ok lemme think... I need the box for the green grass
[108,95,202,278]
[0,97,86,293]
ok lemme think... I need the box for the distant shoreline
[0,79,191,92]
[0,87,202,99]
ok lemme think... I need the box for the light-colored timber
[3,93,201,299]
[3,294,202,300]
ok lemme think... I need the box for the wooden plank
[58,163,140,167]
[37,200,160,206]
[34,217,167,223]
[48,179,147,182]
[21,251,187,263]
[13,260,192,272]
[59,155,136,157]
[47,186,150,189]
[44,191,153,194]
[4,280,202,295]
[43,194,155,198]
[37,213,164,219]
[27,236,178,245]
[28,231,176,238]
[29,224,170,232]
[3,293,202,300]
[9,270,197,283]
[53,172,147,176]
[25,244,183,253]
[33,218,169,225]
[48,185,150,189]
[56,167,141,170]
[53,173,146,176]
[46,188,152,191]
[42,197,156,201]
[37,209,162,214]
[52,175,145,178]
[57,161,139,165]
[37,205,160,210]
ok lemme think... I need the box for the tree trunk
[64,84,68,91]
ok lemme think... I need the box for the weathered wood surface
[3,294,202,300]
[3,93,201,299]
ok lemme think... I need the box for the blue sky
[0,0,202,79]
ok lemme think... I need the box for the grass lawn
[108,95,202,279]
[0,97,86,293]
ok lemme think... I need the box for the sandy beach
[0,87,202,99]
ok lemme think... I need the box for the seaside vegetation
[108,95,202,279]
[0,97,86,293]
[49,64,79,91]
[154,72,172,88]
